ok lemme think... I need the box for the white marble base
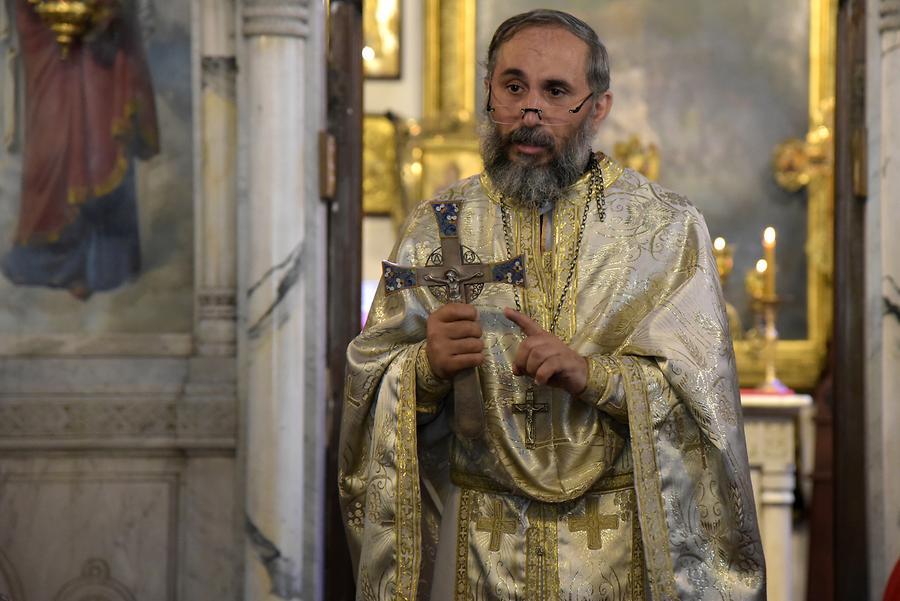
[742,392,812,601]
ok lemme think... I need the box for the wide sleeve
[618,209,765,600]
[337,202,447,601]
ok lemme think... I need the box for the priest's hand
[426,303,484,380]
[505,308,588,397]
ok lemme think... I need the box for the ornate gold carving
[613,135,660,181]
[773,125,833,192]
[28,0,99,58]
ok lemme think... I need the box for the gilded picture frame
[363,113,404,216]
[363,0,402,79]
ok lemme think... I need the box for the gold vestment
[340,155,765,600]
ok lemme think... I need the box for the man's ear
[591,91,613,128]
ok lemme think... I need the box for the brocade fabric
[339,155,765,600]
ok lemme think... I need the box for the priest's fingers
[534,355,564,386]
[511,335,539,375]
[441,320,483,340]
[512,334,554,375]
[503,307,545,336]
[525,342,558,376]
[445,353,484,373]
[433,303,479,323]
[446,338,484,355]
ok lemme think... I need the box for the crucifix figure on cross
[513,387,548,448]
[382,201,527,438]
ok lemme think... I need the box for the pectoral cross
[513,387,548,448]
[475,500,518,552]
[382,201,527,438]
[567,497,620,550]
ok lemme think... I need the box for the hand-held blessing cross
[381,201,527,438]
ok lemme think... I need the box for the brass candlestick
[746,253,789,393]
[712,237,743,340]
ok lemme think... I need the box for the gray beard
[480,116,595,210]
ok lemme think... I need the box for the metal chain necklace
[500,155,606,335]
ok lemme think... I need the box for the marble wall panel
[180,457,239,601]
[0,456,180,601]
[0,454,238,601]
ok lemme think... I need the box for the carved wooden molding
[883,0,900,32]
[243,0,310,38]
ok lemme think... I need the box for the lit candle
[763,227,776,299]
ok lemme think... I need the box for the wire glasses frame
[485,84,595,126]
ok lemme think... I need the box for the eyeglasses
[486,84,594,127]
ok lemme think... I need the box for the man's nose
[521,108,543,127]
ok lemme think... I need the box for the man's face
[487,26,611,166]
[481,26,613,209]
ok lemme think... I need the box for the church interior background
[0,0,897,599]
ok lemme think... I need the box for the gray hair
[486,9,611,95]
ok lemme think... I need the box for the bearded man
[340,9,765,600]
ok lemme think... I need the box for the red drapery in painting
[13,0,159,245]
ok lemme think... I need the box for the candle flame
[362,46,376,62]
[713,237,726,252]
[756,259,768,274]
[763,227,776,246]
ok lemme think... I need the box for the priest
[340,9,765,600]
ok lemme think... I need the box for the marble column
[195,0,238,357]
[866,0,900,595]
[239,1,327,600]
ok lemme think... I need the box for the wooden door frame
[325,1,363,599]
[833,0,869,597]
